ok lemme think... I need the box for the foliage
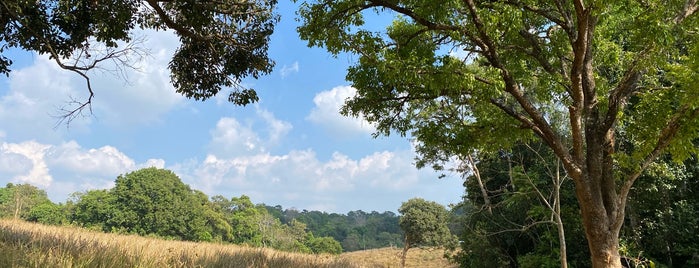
[624,156,699,267]
[266,206,403,252]
[0,183,52,220]
[306,234,343,254]
[66,168,343,253]
[69,189,116,230]
[0,0,279,121]
[398,198,455,249]
[296,0,699,266]
[398,198,454,267]
[451,144,590,267]
[107,167,212,240]
[26,202,67,225]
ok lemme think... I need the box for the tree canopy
[0,0,278,121]
[297,1,698,267]
[398,198,454,267]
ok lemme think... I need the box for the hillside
[0,220,455,268]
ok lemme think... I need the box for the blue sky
[0,2,464,213]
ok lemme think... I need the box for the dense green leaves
[0,183,52,219]
[398,198,454,249]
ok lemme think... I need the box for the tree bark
[400,240,410,268]
[573,166,623,268]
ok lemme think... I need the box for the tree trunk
[584,222,622,268]
[574,173,624,268]
[400,240,410,268]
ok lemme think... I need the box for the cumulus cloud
[0,140,166,202]
[208,107,292,157]
[179,145,456,213]
[307,85,376,137]
[45,141,140,180]
[0,141,53,187]
[280,61,299,78]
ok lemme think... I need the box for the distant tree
[109,167,212,240]
[0,183,51,219]
[398,198,455,268]
[25,202,66,225]
[70,189,116,230]
[0,0,279,122]
[212,195,265,245]
[306,234,343,254]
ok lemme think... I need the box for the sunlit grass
[0,219,357,268]
[339,247,458,268]
[0,219,456,267]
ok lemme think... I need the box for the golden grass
[0,219,356,268]
[0,219,456,268]
[339,247,458,268]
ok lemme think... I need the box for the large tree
[0,0,278,121]
[109,167,215,241]
[296,1,699,267]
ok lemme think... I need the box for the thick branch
[603,68,641,131]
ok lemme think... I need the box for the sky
[0,2,465,213]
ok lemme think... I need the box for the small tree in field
[398,198,455,268]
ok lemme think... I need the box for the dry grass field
[0,219,456,268]
[339,247,457,268]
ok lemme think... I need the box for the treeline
[451,142,699,268]
[266,207,403,252]
[0,167,407,254]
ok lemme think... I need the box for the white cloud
[280,61,299,78]
[0,145,34,179]
[257,108,292,144]
[209,117,263,157]
[179,145,453,212]
[0,139,165,202]
[307,85,376,137]
[208,107,292,157]
[46,141,136,176]
[0,137,462,213]
[0,141,53,187]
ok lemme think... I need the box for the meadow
[0,220,455,268]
